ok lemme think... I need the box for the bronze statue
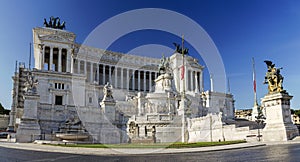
[43,16,66,30]
[158,54,170,75]
[264,60,284,93]
[173,43,189,54]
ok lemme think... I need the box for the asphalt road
[0,143,300,162]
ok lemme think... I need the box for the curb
[0,142,266,155]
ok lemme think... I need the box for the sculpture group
[158,54,170,75]
[24,72,38,94]
[43,16,66,30]
[264,60,284,93]
[173,42,189,55]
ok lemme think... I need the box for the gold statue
[264,60,284,93]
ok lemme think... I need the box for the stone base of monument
[262,92,299,141]
[16,94,41,142]
[16,118,41,142]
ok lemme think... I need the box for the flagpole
[252,57,258,107]
[181,35,187,143]
[182,35,185,97]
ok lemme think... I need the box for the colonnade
[43,46,71,72]
[41,46,203,92]
[73,58,158,92]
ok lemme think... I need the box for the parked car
[0,132,9,138]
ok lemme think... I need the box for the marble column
[109,66,112,83]
[191,71,194,92]
[58,48,62,72]
[126,69,129,90]
[195,72,199,93]
[132,70,135,90]
[115,67,118,88]
[149,72,152,92]
[121,68,124,89]
[49,47,53,71]
[143,71,146,92]
[138,70,141,91]
[40,45,44,70]
[70,54,74,73]
[200,71,204,92]
[103,65,106,84]
[90,62,93,83]
[67,50,71,73]
[77,60,80,74]
[84,60,87,75]
[97,63,99,83]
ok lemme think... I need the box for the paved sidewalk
[0,141,265,155]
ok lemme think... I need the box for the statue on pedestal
[102,82,114,102]
[264,60,285,93]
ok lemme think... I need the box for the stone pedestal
[16,94,41,142]
[262,92,299,141]
[100,100,116,122]
[154,73,173,93]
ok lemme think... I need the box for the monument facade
[9,17,235,143]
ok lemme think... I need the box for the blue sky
[1,0,300,110]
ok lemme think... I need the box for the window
[54,82,65,90]
[55,96,63,105]
[89,97,92,104]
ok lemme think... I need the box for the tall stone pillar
[84,60,87,75]
[58,48,62,72]
[121,68,124,89]
[262,92,299,141]
[132,70,135,90]
[200,71,204,92]
[49,47,53,71]
[143,71,146,92]
[103,65,106,85]
[67,50,71,73]
[126,69,129,90]
[109,66,112,83]
[138,70,141,91]
[70,55,74,73]
[191,71,194,91]
[90,62,93,83]
[195,72,199,93]
[77,60,80,74]
[114,67,118,88]
[96,64,99,83]
[149,72,152,92]
[37,44,44,70]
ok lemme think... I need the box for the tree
[0,103,4,114]
[0,103,10,115]
[291,109,295,115]
[295,110,300,118]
